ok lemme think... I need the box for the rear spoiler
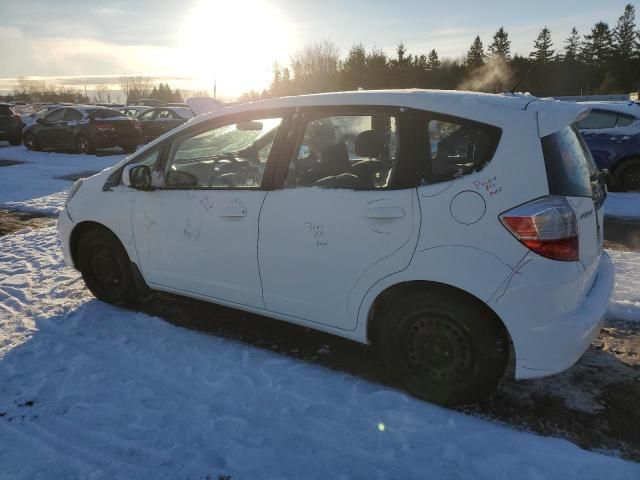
[526,100,591,137]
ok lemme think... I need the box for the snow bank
[605,193,640,220]
[606,249,640,322]
[1,226,639,479]
[0,144,124,214]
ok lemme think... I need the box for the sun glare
[179,0,292,96]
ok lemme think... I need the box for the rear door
[62,108,83,146]
[138,109,159,141]
[258,107,420,331]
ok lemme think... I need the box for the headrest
[355,130,384,158]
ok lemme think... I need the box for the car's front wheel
[614,158,640,192]
[375,287,509,406]
[77,227,138,306]
[23,132,40,151]
[75,134,95,155]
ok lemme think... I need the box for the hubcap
[623,165,640,191]
[405,314,474,383]
[90,246,122,292]
[78,138,89,153]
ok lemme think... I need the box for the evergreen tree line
[240,4,640,101]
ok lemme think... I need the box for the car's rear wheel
[75,134,95,155]
[375,288,509,406]
[23,132,40,151]
[614,158,640,192]
[77,227,137,306]
[9,134,21,146]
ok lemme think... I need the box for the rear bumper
[93,131,142,148]
[492,251,615,379]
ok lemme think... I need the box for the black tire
[23,132,40,151]
[121,144,137,154]
[9,135,22,146]
[375,288,508,406]
[77,227,137,306]
[75,134,95,155]
[613,158,640,192]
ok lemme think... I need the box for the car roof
[577,101,640,118]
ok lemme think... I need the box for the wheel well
[69,221,119,269]
[366,280,515,376]
[610,155,640,174]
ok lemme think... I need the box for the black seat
[355,130,384,158]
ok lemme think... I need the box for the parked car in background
[58,90,613,406]
[576,101,640,191]
[22,104,67,127]
[23,106,142,154]
[137,106,195,142]
[118,106,152,118]
[0,103,23,145]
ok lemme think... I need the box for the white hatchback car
[58,90,615,405]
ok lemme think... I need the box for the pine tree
[427,49,441,70]
[563,27,581,61]
[466,36,486,68]
[614,4,637,60]
[581,22,614,67]
[530,26,555,63]
[489,27,511,60]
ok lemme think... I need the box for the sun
[179,0,293,96]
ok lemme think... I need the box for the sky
[0,0,634,98]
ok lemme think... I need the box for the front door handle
[364,206,405,219]
[219,206,247,217]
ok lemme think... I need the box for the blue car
[576,102,640,191]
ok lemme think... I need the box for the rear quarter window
[541,126,596,197]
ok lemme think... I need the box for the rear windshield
[87,108,125,119]
[541,126,596,197]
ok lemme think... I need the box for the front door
[131,112,286,309]
[258,109,419,330]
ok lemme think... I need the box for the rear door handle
[364,206,405,219]
[219,206,247,217]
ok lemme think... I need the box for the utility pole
[213,79,217,100]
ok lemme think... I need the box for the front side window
[287,114,397,189]
[427,118,501,182]
[139,110,156,121]
[163,117,282,189]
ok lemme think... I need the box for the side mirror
[125,164,154,190]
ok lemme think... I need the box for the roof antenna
[506,63,537,94]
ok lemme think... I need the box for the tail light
[500,196,579,262]
[94,122,115,132]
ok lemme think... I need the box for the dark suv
[0,103,23,145]
[23,106,142,154]
[576,102,640,191]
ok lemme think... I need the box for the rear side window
[63,109,82,121]
[541,126,596,197]
[426,118,501,183]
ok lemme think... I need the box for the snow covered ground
[0,225,639,479]
[1,142,640,477]
[0,143,125,215]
